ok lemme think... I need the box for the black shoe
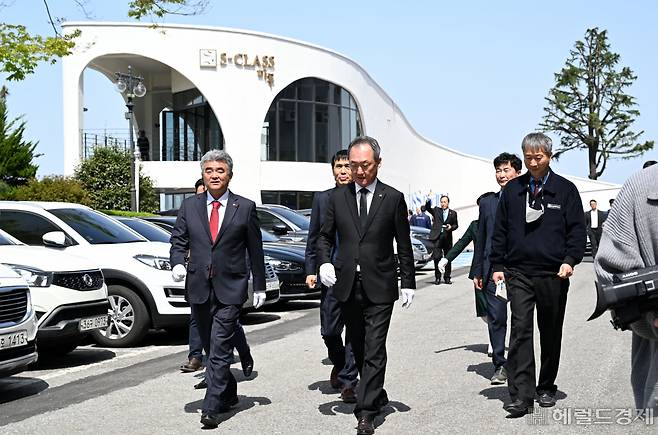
[194,379,207,390]
[505,399,532,418]
[536,392,556,407]
[434,279,442,285]
[241,354,254,377]
[200,413,221,428]
[356,416,375,435]
[444,279,452,284]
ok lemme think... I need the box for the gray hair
[200,149,233,174]
[348,136,381,161]
[521,132,553,155]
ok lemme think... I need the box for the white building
[62,22,619,234]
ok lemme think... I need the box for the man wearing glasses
[490,133,586,418]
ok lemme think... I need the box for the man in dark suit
[584,199,606,258]
[317,136,416,435]
[170,150,266,429]
[305,149,358,402]
[426,195,459,284]
[472,152,522,386]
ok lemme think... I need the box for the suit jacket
[584,209,606,230]
[472,192,499,281]
[317,180,416,304]
[305,188,332,275]
[425,200,459,246]
[169,190,266,306]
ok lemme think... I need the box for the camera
[589,265,658,330]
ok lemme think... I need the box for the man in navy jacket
[305,149,358,402]
[490,133,586,418]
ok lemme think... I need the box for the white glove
[400,288,415,308]
[253,291,266,309]
[172,264,187,282]
[319,263,337,287]
[438,258,449,274]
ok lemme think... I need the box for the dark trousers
[321,286,358,388]
[588,227,602,258]
[189,307,250,362]
[191,291,242,414]
[341,277,393,420]
[506,269,569,404]
[484,279,508,369]
[433,243,452,281]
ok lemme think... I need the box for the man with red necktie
[170,149,266,429]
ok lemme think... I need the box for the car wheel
[91,285,149,347]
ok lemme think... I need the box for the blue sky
[2,0,657,184]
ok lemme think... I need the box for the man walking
[584,199,605,258]
[170,150,266,429]
[318,136,415,435]
[426,195,458,284]
[472,152,522,385]
[490,133,586,418]
[305,149,358,403]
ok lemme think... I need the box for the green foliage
[0,86,40,185]
[0,24,80,81]
[0,180,16,200]
[540,27,654,179]
[12,176,91,205]
[74,146,159,212]
[1,1,205,81]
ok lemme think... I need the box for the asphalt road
[0,261,652,434]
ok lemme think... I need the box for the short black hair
[194,178,204,191]
[643,160,657,169]
[420,205,426,212]
[440,195,450,203]
[331,149,349,167]
[493,152,522,171]
[590,199,597,204]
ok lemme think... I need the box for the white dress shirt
[356,179,377,215]
[206,189,229,229]
[590,209,599,228]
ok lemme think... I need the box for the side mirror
[42,231,69,248]
[272,224,289,235]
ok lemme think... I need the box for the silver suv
[0,264,38,377]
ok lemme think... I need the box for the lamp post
[115,65,147,212]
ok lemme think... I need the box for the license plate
[266,280,279,291]
[0,330,28,350]
[79,315,109,331]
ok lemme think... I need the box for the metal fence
[81,129,131,160]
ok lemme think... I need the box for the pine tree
[0,86,40,185]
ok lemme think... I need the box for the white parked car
[0,201,188,347]
[0,264,38,377]
[0,229,108,355]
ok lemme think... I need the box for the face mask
[526,192,544,223]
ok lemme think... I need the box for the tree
[540,27,654,180]
[74,146,158,213]
[13,175,91,205]
[0,86,40,185]
[1,1,207,81]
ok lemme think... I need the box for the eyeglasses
[349,161,373,171]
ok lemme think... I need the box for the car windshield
[266,206,310,230]
[118,218,171,243]
[49,208,145,244]
[261,229,279,242]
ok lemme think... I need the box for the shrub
[12,176,91,204]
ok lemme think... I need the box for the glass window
[257,209,290,233]
[117,218,171,243]
[0,229,19,245]
[0,210,64,246]
[261,78,362,163]
[49,208,145,245]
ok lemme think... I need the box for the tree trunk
[588,145,598,180]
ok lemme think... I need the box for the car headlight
[134,255,172,270]
[3,264,52,287]
[264,255,302,272]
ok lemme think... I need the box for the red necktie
[210,201,221,242]
[532,179,541,197]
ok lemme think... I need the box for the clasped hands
[171,264,266,309]
[319,263,414,308]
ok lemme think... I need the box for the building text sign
[199,49,275,87]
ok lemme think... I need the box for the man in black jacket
[317,136,415,435]
[426,195,458,284]
[584,199,606,258]
[490,133,586,418]
[305,149,358,402]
